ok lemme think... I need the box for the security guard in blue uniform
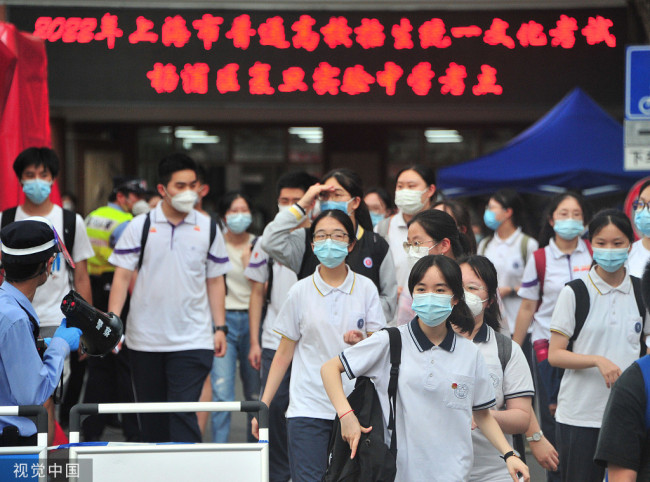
[0,217,81,446]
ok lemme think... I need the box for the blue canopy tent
[437,88,650,197]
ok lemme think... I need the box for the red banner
[0,22,58,213]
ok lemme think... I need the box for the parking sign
[626,46,650,120]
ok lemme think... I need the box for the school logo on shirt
[636,322,642,334]
[512,261,520,270]
[363,257,373,268]
[357,318,364,329]
[490,373,500,388]
[452,382,469,399]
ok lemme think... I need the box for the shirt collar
[153,201,197,225]
[312,265,356,296]
[108,202,125,212]
[408,318,456,352]
[587,265,632,295]
[548,237,589,259]
[472,322,490,343]
[494,226,522,246]
[0,283,39,323]
[395,213,408,229]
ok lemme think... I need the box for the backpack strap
[533,247,547,305]
[137,213,151,271]
[62,208,76,255]
[631,275,647,357]
[566,278,590,351]
[520,233,531,265]
[584,239,593,256]
[479,235,493,256]
[384,326,402,455]
[635,355,650,431]
[1,206,17,229]
[495,331,512,374]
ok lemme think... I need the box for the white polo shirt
[628,239,650,278]
[550,267,650,428]
[243,239,298,351]
[340,319,496,482]
[273,265,385,420]
[0,205,94,328]
[470,323,534,482]
[479,228,538,334]
[518,238,592,343]
[108,203,231,352]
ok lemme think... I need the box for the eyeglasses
[403,240,437,254]
[464,284,487,293]
[632,200,650,211]
[313,230,350,242]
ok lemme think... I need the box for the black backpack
[323,327,401,482]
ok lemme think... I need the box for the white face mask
[131,199,151,216]
[407,244,437,270]
[395,189,427,215]
[464,290,488,317]
[166,189,198,214]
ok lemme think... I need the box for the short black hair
[158,153,197,186]
[407,254,474,333]
[408,209,466,259]
[457,255,502,332]
[276,171,318,197]
[432,200,477,255]
[538,192,590,247]
[321,168,372,232]
[396,164,436,187]
[217,191,253,219]
[2,260,49,283]
[365,186,395,211]
[309,209,356,246]
[489,189,531,235]
[13,147,60,179]
[589,208,634,244]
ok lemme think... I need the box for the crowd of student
[2,146,650,481]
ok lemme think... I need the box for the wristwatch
[526,430,543,442]
[214,325,229,336]
[501,450,521,462]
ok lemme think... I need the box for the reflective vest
[86,205,132,276]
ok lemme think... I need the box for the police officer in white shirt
[549,209,650,482]
[322,255,530,482]
[108,153,231,443]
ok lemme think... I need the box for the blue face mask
[411,292,454,327]
[553,218,584,241]
[320,199,353,215]
[483,209,502,231]
[370,211,384,227]
[313,239,349,268]
[226,213,252,234]
[592,247,629,273]
[22,179,51,205]
[635,209,650,237]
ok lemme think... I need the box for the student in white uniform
[479,189,538,335]
[630,179,650,277]
[261,168,397,323]
[549,209,650,482]
[245,171,316,482]
[457,255,534,482]
[210,191,260,443]
[322,255,530,482]
[252,209,386,482]
[396,209,467,325]
[512,192,591,481]
[375,165,437,324]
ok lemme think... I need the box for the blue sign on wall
[626,46,650,120]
